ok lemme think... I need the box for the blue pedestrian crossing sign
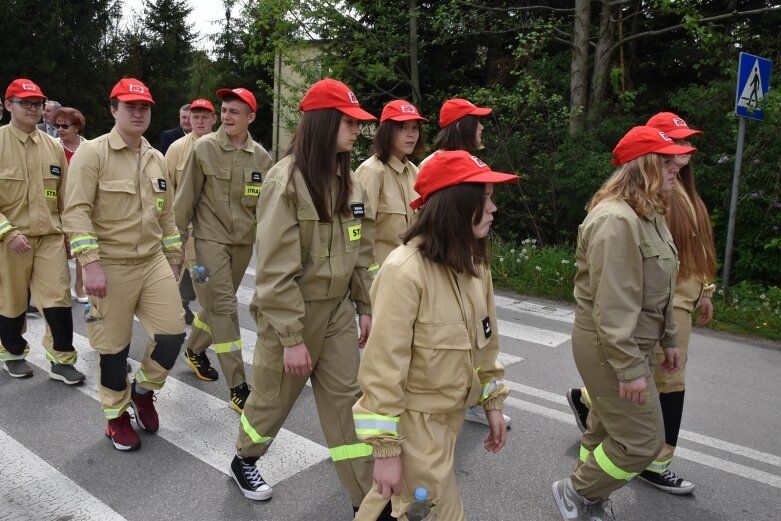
[735,52,772,121]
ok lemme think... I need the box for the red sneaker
[105,411,141,451]
[131,383,159,433]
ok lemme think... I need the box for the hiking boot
[552,478,615,521]
[635,469,695,495]
[183,348,218,381]
[230,382,250,413]
[3,359,34,378]
[49,362,86,385]
[464,405,512,429]
[566,388,590,434]
[105,411,141,451]
[230,455,273,500]
[130,382,159,433]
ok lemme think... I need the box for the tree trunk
[569,0,591,135]
[587,0,617,121]
[409,0,421,106]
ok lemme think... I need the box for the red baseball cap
[110,78,154,103]
[646,112,703,139]
[612,126,697,166]
[298,78,376,120]
[190,98,215,112]
[5,79,46,100]
[410,150,518,210]
[216,87,257,113]
[439,98,492,128]
[380,100,428,123]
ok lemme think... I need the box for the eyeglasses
[54,123,71,129]
[9,99,46,110]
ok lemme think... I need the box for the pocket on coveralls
[254,325,284,401]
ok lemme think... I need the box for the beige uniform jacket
[354,154,418,266]
[174,126,274,246]
[62,128,182,266]
[165,131,201,192]
[573,199,678,382]
[0,125,68,242]
[253,155,375,347]
[353,239,508,458]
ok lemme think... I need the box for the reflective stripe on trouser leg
[186,311,213,355]
[240,412,274,446]
[593,443,639,481]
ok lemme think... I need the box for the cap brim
[657,144,697,156]
[338,106,377,121]
[467,170,519,184]
[215,88,233,99]
[13,92,46,99]
[383,114,429,123]
[470,107,492,117]
[115,94,154,104]
[665,128,703,139]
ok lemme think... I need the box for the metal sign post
[722,52,772,292]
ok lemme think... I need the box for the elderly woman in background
[53,107,88,302]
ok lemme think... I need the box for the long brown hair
[287,109,352,221]
[587,154,668,218]
[433,115,480,153]
[374,120,426,162]
[666,160,717,281]
[402,183,488,276]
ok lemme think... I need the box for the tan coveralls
[353,239,508,521]
[62,128,185,420]
[0,125,75,366]
[236,155,376,507]
[354,154,418,267]
[175,126,274,388]
[570,199,678,500]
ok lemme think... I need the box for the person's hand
[373,456,402,499]
[484,409,507,453]
[659,347,680,374]
[619,377,647,405]
[284,342,313,375]
[697,297,714,326]
[83,261,108,298]
[8,234,30,253]
[358,314,372,349]
[170,263,181,281]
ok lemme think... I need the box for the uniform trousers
[0,234,74,364]
[186,239,252,388]
[237,295,373,507]
[86,252,185,419]
[571,325,664,500]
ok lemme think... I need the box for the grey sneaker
[464,406,512,429]
[635,469,695,495]
[552,478,616,521]
[49,363,86,385]
[3,359,34,378]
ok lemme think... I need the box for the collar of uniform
[387,154,408,174]
[8,123,40,143]
[217,125,254,153]
[108,127,152,152]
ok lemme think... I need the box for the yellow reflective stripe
[70,235,99,253]
[580,444,590,463]
[479,380,497,403]
[354,413,399,436]
[646,458,672,474]
[0,221,11,234]
[582,387,592,408]
[594,443,638,481]
[0,350,28,362]
[45,351,77,365]
[214,339,241,353]
[244,185,261,197]
[240,412,273,445]
[135,369,165,386]
[104,406,125,420]
[367,263,380,279]
[330,443,373,462]
[192,313,211,333]
[161,234,182,249]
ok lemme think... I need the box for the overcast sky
[122,0,239,51]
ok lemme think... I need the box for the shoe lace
[241,461,266,489]
[660,470,680,484]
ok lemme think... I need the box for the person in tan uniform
[353,151,515,521]
[418,98,492,169]
[0,78,85,384]
[166,98,217,325]
[175,88,274,412]
[566,113,716,496]
[62,78,186,452]
[229,78,391,519]
[551,126,695,521]
[354,100,426,268]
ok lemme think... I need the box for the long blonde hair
[587,154,668,218]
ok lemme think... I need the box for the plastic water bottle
[407,487,431,521]
[83,303,96,323]
[192,265,210,283]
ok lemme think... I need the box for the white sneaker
[464,406,512,429]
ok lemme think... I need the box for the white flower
[521,248,527,254]
[525,255,530,260]
[499,257,504,263]
[535,266,542,271]
[718,289,724,295]
[759,293,766,300]
[561,259,569,264]
[532,239,537,244]
[516,258,522,263]
[510,249,515,254]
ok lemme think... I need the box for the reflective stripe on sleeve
[367,263,380,279]
[161,234,182,250]
[214,340,241,354]
[479,380,498,403]
[0,220,11,235]
[594,443,638,481]
[240,413,273,445]
[330,443,373,462]
[70,235,99,254]
[353,413,399,437]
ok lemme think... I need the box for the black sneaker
[566,388,590,434]
[230,455,272,500]
[230,382,249,413]
[635,469,695,495]
[183,348,219,381]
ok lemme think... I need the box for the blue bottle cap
[414,487,427,501]
[85,303,91,312]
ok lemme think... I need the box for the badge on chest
[350,203,365,218]
[49,165,62,177]
[157,178,167,191]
